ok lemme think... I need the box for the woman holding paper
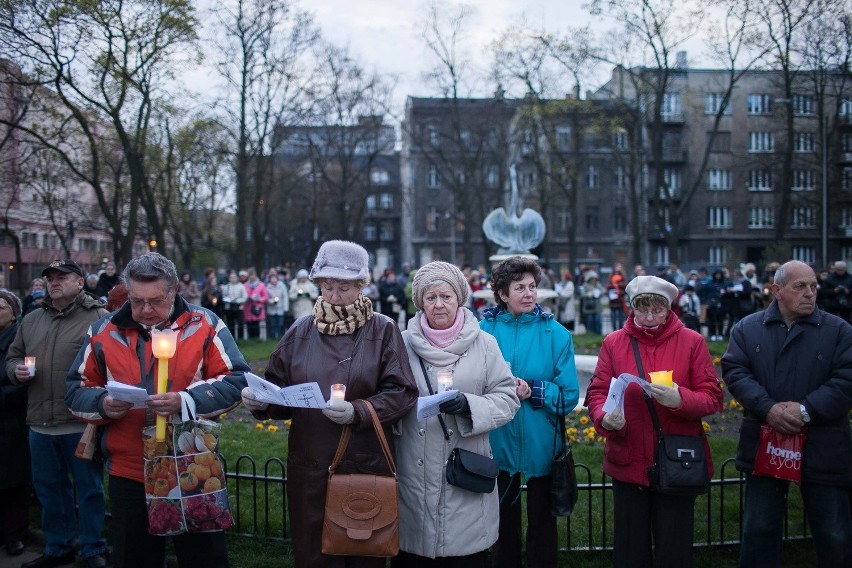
[585,275,722,568]
[240,240,418,568]
[479,256,579,568]
[395,261,519,566]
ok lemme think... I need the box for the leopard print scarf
[312,294,373,335]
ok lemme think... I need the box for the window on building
[380,223,394,241]
[704,93,730,115]
[557,207,570,232]
[653,246,669,267]
[749,131,774,152]
[661,168,681,199]
[661,92,681,117]
[794,132,815,153]
[365,195,377,212]
[748,169,773,191]
[708,131,731,152]
[363,222,377,241]
[427,125,440,147]
[586,165,598,189]
[792,246,815,264]
[708,169,732,190]
[486,165,499,188]
[370,168,389,185]
[427,164,439,188]
[614,166,627,189]
[556,126,571,151]
[585,206,599,230]
[614,129,629,150]
[842,246,852,261]
[792,169,815,191]
[41,234,49,248]
[379,193,393,209]
[426,207,439,231]
[521,129,534,156]
[459,129,471,147]
[521,169,536,189]
[614,207,627,232]
[455,168,465,185]
[792,95,815,116]
[747,94,773,114]
[843,167,852,191]
[708,246,727,266]
[559,166,574,188]
[790,207,815,228]
[840,208,852,228]
[707,207,732,229]
[842,133,852,153]
[748,207,775,229]
[839,98,852,117]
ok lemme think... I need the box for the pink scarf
[420,308,465,348]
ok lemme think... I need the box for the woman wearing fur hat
[240,240,418,568]
[585,275,723,567]
[479,256,579,568]
[395,261,519,567]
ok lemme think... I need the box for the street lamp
[148,239,158,252]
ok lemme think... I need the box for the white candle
[24,356,35,377]
[329,384,346,409]
[436,370,454,392]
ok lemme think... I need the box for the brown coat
[263,313,418,567]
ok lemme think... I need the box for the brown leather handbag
[321,400,399,557]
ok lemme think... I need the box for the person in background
[66,253,250,568]
[242,268,268,339]
[21,278,46,316]
[555,270,576,331]
[704,270,727,342]
[94,261,119,299]
[403,267,419,326]
[362,274,380,305]
[395,261,519,567]
[288,269,318,322]
[580,270,604,335]
[678,284,701,332]
[479,256,579,568]
[586,275,722,568]
[264,272,288,340]
[378,267,405,323]
[106,283,128,312]
[723,260,852,567]
[0,290,28,558]
[6,259,109,568]
[177,271,200,305]
[221,270,248,340]
[201,268,223,318]
[241,240,418,567]
[824,260,852,323]
[83,274,101,301]
[607,264,628,331]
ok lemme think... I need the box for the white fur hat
[625,275,679,306]
[309,240,369,282]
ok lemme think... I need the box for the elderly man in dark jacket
[722,260,852,568]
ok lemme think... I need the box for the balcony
[840,152,852,163]
[662,148,687,162]
[660,112,685,124]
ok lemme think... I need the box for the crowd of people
[0,249,849,568]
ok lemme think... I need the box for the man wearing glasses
[66,253,250,568]
[5,259,110,568]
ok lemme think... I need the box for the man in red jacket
[66,253,249,568]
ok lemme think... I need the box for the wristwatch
[799,404,811,423]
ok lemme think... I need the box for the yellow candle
[155,359,169,441]
[151,329,178,442]
[648,370,674,387]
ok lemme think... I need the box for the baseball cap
[41,259,85,278]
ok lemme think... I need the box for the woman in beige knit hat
[395,261,519,567]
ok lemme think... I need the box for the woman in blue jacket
[479,256,579,568]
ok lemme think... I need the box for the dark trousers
[109,475,228,568]
[739,474,852,568]
[612,479,696,568]
[0,485,29,545]
[224,310,243,340]
[392,550,489,568]
[492,472,557,568]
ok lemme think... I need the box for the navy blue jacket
[722,301,852,485]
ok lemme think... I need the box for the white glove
[322,400,355,425]
[648,383,682,408]
[241,387,269,412]
[601,407,625,431]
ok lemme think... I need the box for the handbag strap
[328,399,396,476]
[417,356,451,442]
[553,386,567,454]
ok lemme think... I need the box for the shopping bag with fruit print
[143,419,234,535]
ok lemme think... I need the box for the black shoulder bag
[631,338,710,497]
[417,357,498,493]
[550,387,578,516]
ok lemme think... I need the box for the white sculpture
[482,164,546,255]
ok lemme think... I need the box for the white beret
[625,275,679,306]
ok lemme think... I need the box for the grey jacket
[398,309,519,558]
[722,300,852,485]
[6,291,107,428]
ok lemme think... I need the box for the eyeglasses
[633,306,667,317]
[128,295,173,309]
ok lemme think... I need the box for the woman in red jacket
[585,275,722,568]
